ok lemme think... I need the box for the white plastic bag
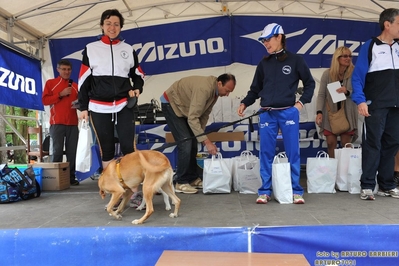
[306,151,337,193]
[272,152,293,204]
[347,147,362,194]
[232,151,258,191]
[203,152,232,194]
[237,160,261,194]
[75,120,93,173]
[335,143,359,191]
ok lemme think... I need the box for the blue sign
[49,16,380,83]
[0,43,44,110]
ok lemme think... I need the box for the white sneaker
[376,188,399,198]
[175,183,198,194]
[360,189,375,200]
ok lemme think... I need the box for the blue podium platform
[1,225,398,265]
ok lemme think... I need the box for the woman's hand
[336,86,348,95]
[79,110,89,121]
[237,103,246,117]
[316,113,323,126]
[129,89,140,98]
[294,101,303,111]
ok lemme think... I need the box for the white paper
[327,81,346,103]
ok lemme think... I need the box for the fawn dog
[98,149,180,224]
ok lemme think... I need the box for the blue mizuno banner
[0,43,44,111]
[49,16,380,82]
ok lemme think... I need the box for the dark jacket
[241,50,315,108]
[352,37,399,110]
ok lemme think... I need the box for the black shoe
[70,180,80,186]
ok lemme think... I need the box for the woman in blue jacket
[237,23,315,204]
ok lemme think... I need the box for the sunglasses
[260,35,276,43]
[339,54,352,58]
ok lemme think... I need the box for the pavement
[2,169,399,229]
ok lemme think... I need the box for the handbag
[203,152,232,194]
[0,165,40,203]
[272,152,293,204]
[326,100,350,135]
[306,151,337,193]
[75,120,93,173]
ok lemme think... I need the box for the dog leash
[152,108,271,151]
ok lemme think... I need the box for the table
[155,250,310,266]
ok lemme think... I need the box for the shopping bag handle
[344,143,354,149]
[240,150,253,157]
[316,150,329,159]
[79,119,90,130]
[273,152,287,163]
[239,150,253,161]
[211,152,223,161]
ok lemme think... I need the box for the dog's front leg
[107,192,124,220]
[116,189,134,214]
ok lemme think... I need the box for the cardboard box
[165,132,244,143]
[32,162,70,191]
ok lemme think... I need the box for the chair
[27,125,49,162]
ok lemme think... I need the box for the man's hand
[59,86,72,97]
[358,102,370,117]
[203,139,218,155]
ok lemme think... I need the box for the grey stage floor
[1,169,399,229]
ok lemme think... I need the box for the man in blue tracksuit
[237,23,315,204]
[352,8,399,200]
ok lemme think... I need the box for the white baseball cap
[258,23,284,41]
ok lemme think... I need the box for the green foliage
[5,106,37,144]
[3,106,38,164]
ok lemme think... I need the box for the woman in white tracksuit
[237,23,315,204]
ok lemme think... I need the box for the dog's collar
[115,158,129,190]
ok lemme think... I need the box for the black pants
[162,103,198,184]
[361,107,399,190]
[90,107,135,161]
[50,124,78,181]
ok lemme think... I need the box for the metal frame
[0,113,39,152]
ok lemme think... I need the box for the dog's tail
[138,151,170,173]
[133,138,137,152]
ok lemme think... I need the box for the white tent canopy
[0,0,398,58]
[0,0,396,128]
